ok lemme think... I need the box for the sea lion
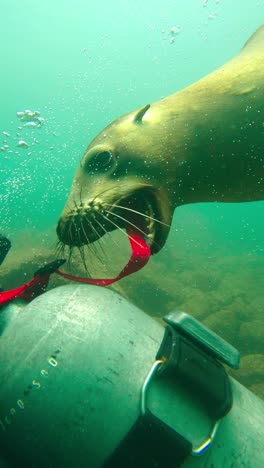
[57,25,264,255]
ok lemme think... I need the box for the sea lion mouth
[56,187,166,254]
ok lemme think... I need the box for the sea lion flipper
[134,104,150,124]
[242,24,264,52]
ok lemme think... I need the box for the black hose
[0,234,11,266]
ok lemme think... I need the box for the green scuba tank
[0,284,263,467]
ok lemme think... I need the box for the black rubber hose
[0,234,11,266]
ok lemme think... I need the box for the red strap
[55,227,151,286]
[0,229,150,306]
[0,259,65,306]
[0,273,50,305]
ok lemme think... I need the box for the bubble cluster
[161,24,181,45]
[0,109,45,157]
[16,109,45,128]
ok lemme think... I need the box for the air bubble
[17,140,29,148]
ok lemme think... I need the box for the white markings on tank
[0,350,60,433]
[32,380,41,389]
[48,357,58,367]
[17,400,25,409]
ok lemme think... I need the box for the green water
[0,0,263,392]
[0,0,263,240]
[0,2,264,467]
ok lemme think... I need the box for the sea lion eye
[87,150,114,174]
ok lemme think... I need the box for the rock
[238,320,264,354]
[230,354,264,388]
[203,308,238,346]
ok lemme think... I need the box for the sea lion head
[56,104,175,254]
[57,25,264,257]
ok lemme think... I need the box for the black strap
[104,319,234,467]
[103,409,192,468]
[156,326,233,420]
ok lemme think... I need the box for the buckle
[141,311,240,456]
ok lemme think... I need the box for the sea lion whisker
[68,221,74,243]
[73,199,79,210]
[79,220,101,262]
[89,242,106,265]
[83,217,108,260]
[77,222,100,269]
[60,244,66,258]
[55,244,64,261]
[83,216,104,243]
[103,209,161,251]
[62,244,67,258]
[103,202,170,228]
[69,201,78,214]
[57,241,69,260]
[86,242,105,267]
[83,244,97,270]
[80,219,90,245]
[91,218,117,262]
[55,240,63,256]
[72,217,83,247]
[93,217,120,250]
[79,245,90,274]
[80,185,84,205]
[98,211,144,249]
[103,209,151,241]
[68,245,74,265]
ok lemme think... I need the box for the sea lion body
[57,26,264,254]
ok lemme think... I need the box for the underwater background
[0,0,263,397]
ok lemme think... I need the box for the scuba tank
[0,284,263,467]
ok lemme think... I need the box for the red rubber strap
[55,227,151,286]
[0,273,50,305]
[0,228,150,306]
